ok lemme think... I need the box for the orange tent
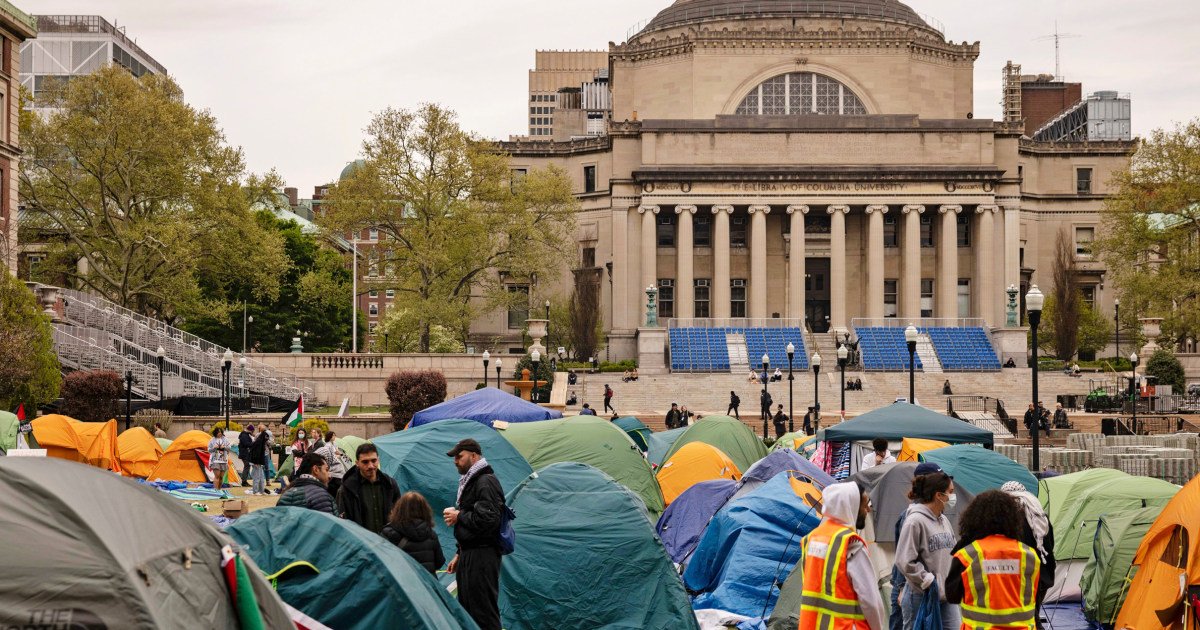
[657,442,741,505]
[1115,473,1200,630]
[147,430,240,485]
[117,427,165,478]
[30,415,122,473]
[898,437,950,462]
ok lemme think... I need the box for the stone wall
[253,353,488,406]
[169,415,396,440]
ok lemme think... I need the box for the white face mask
[298,433,305,440]
[943,492,957,508]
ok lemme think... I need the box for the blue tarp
[741,450,834,488]
[410,387,562,427]
[683,473,823,617]
[657,479,739,563]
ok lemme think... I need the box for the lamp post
[124,370,133,431]
[275,323,281,352]
[531,350,541,403]
[222,349,233,430]
[495,359,503,392]
[482,350,491,388]
[1130,352,1140,434]
[904,324,918,404]
[812,352,822,433]
[238,356,247,391]
[1026,285,1044,472]
[760,353,770,438]
[383,333,389,353]
[155,346,165,402]
[545,299,551,356]
[786,342,795,434]
[1114,298,1120,361]
[243,313,253,354]
[838,343,848,414]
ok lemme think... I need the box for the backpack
[498,504,517,555]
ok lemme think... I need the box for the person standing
[895,471,960,630]
[153,423,167,439]
[207,427,231,491]
[314,431,347,498]
[1052,403,1069,429]
[760,389,772,422]
[803,406,815,436]
[337,443,401,534]
[946,490,1041,630]
[444,439,505,630]
[772,404,787,439]
[727,391,740,419]
[603,384,615,414]
[679,405,692,427]
[383,491,446,576]
[238,424,255,486]
[887,462,945,630]
[664,403,682,430]
[1022,404,1037,436]
[797,481,886,630]
[247,425,269,496]
[277,452,335,513]
[1002,481,1056,626]
[861,437,896,471]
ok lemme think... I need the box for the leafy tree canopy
[0,265,61,410]
[1145,347,1185,393]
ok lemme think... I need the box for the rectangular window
[957,214,970,247]
[920,278,934,318]
[368,228,378,241]
[1081,286,1096,310]
[694,214,712,247]
[368,303,379,316]
[1077,168,1093,194]
[368,322,377,334]
[920,215,934,247]
[884,280,898,317]
[367,261,378,278]
[731,216,747,248]
[1075,226,1095,258]
[805,214,830,234]
[658,279,674,319]
[581,247,596,268]
[385,289,395,299]
[730,279,746,318]
[507,285,529,329]
[368,289,378,298]
[657,214,676,247]
[695,279,711,318]
[583,165,596,193]
[883,215,898,248]
[25,253,46,281]
[957,279,970,318]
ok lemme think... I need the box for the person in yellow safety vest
[945,490,1041,630]
[798,481,886,630]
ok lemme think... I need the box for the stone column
[901,205,924,320]
[938,205,962,319]
[865,205,888,319]
[829,205,850,331]
[1003,205,1021,296]
[675,205,697,319]
[628,206,642,330]
[787,205,808,321]
[611,207,631,329]
[975,205,997,326]
[639,206,659,298]
[748,205,771,319]
[713,205,733,319]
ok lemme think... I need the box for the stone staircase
[726,332,749,373]
[915,334,942,373]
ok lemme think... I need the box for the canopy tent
[823,402,993,445]
[919,444,1037,495]
[1049,472,1178,561]
[498,415,664,516]
[661,415,770,472]
[1115,472,1200,630]
[117,427,164,478]
[1038,468,1129,521]
[0,410,17,452]
[229,506,477,629]
[334,435,369,461]
[410,387,562,428]
[612,416,651,452]
[851,461,973,543]
[375,418,533,565]
[0,458,292,628]
[500,462,699,630]
[656,479,740,564]
[31,415,122,472]
[648,427,688,468]
[147,430,240,485]
[657,442,741,506]
[1080,506,1163,626]
[683,472,824,617]
[898,437,949,462]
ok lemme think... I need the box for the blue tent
[683,473,823,617]
[657,478,739,564]
[410,387,562,427]
[741,449,833,488]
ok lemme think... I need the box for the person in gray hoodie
[894,471,960,630]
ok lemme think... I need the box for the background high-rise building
[525,50,607,138]
[0,2,36,272]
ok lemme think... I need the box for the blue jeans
[251,464,265,494]
[900,583,961,630]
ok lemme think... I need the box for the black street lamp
[786,342,795,434]
[1130,352,1140,434]
[838,343,848,414]
[811,352,822,433]
[545,299,552,356]
[1027,285,1044,472]
[124,370,134,431]
[483,350,491,388]
[222,349,233,430]
[1114,298,1120,360]
[384,333,389,353]
[531,349,541,404]
[155,346,166,402]
[761,353,770,439]
[495,359,503,392]
[905,324,918,404]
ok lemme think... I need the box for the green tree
[321,103,578,352]
[376,307,460,353]
[0,265,61,410]
[1095,119,1200,345]
[19,66,288,323]
[1077,301,1115,358]
[1049,230,1081,360]
[1145,347,1185,393]
[1033,294,1112,360]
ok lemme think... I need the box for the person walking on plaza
[238,423,255,486]
[313,431,347,498]
[759,389,772,422]
[1002,480,1055,626]
[444,438,506,630]
[247,425,269,496]
[207,427,232,491]
[383,491,446,576]
[797,481,886,630]
[278,452,335,513]
[861,437,896,471]
[727,391,740,419]
[664,403,682,430]
[772,404,787,439]
[337,443,401,534]
[603,384,615,414]
[946,490,1041,630]
[895,471,961,630]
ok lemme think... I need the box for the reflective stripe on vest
[798,521,866,629]
[954,535,1040,630]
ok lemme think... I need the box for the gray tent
[851,461,974,543]
[0,458,293,629]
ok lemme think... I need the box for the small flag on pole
[283,394,304,428]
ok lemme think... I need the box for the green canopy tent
[660,415,769,472]
[498,415,664,517]
[612,416,651,452]
[1080,506,1164,625]
[648,427,688,468]
[335,435,369,461]
[229,506,479,629]
[920,444,1037,495]
[822,402,993,446]
[1049,473,1178,561]
[0,410,17,452]
[1037,468,1127,520]
[500,462,700,630]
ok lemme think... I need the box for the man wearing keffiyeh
[444,438,505,630]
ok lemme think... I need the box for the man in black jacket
[278,452,335,513]
[444,438,504,630]
[336,443,401,534]
[237,424,255,486]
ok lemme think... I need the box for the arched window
[735,72,867,116]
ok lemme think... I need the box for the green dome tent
[1080,506,1164,625]
[612,416,651,452]
[0,410,18,452]
[500,462,699,630]
[660,415,769,472]
[1047,472,1178,560]
[374,418,533,565]
[919,444,1037,495]
[229,506,479,630]
[498,415,664,517]
[1038,468,1128,519]
[335,435,369,460]
[648,426,688,468]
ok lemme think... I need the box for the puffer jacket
[276,475,335,514]
[382,520,446,575]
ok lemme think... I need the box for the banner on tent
[6,449,47,457]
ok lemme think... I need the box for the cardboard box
[222,500,248,519]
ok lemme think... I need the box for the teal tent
[920,444,1037,495]
[648,427,688,468]
[500,462,699,630]
[374,419,533,566]
[823,402,993,445]
[1081,506,1164,625]
[613,416,651,452]
[229,506,479,630]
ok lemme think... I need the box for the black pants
[604,398,614,413]
[774,422,786,438]
[240,458,251,485]
[727,404,739,419]
[458,546,502,630]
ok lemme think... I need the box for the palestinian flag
[220,545,265,630]
[283,394,304,428]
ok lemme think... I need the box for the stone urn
[1138,317,1164,369]
[526,318,548,356]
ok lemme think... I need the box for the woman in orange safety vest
[946,490,1041,630]
[798,481,886,630]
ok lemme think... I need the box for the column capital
[675,205,698,215]
[901,204,925,215]
[638,205,660,214]
[865,204,890,215]
[827,205,850,215]
[712,204,734,214]
[1002,204,1020,214]
[785,204,810,215]
[747,205,772,215]
[938,204,963,215]
[975,204,999,214]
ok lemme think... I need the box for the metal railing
[668,318,808,329]
[625,2,945,41]
[54,324,225,399]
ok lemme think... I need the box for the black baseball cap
[914,462,945,477]
[446,438,483,457]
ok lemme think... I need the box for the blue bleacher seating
[667,327,809,373]
[853,325,999,372]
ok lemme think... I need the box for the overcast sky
[31,0,1200,194]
